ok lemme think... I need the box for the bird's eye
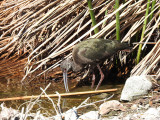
[67,63,70,67]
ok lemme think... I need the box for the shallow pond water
[0,82,123,114]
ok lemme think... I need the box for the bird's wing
[77,40,112,64]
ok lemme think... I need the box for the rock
[141,108,160,120]
[131,104,138,110]
[53,115,63,120]
[157,106,160,111]
[78,111,99,120]
[64,107,78,120]
[120,75,152,101]
[0,103,19,120]
[99,100,125,115]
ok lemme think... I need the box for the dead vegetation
[131,40,160,79]
[0,0,160,83]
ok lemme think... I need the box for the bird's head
[60,58,73,92]
[60,58,73,72]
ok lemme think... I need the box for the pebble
[78,111,99,120]
[131,104,138,110]
[64,107,78,120]
[99,100,125,115]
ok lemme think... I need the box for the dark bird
[60,38,129,92]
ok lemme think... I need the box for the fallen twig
[0,88,117,101]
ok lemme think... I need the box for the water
[0,82,124,113]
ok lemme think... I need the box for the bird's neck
[72,61,83,72]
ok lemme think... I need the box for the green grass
[87,0,99,34]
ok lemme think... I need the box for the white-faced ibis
[60,38,129,92]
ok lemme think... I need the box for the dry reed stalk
[131,40,160,79]
[0,0,159,82]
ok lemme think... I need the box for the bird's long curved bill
[63,70,70,92]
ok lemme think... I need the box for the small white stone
[0,103,19,119]
[99,100,125,115]
[131,104,138,110]
[78,111,99,120]
[144,108,160,116]
[120,75,152,101]
[64,107,78,120]
[141,108,160,120]
[157,106,160,112]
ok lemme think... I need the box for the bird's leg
[95,64,104,90]
[91,73,95,89]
